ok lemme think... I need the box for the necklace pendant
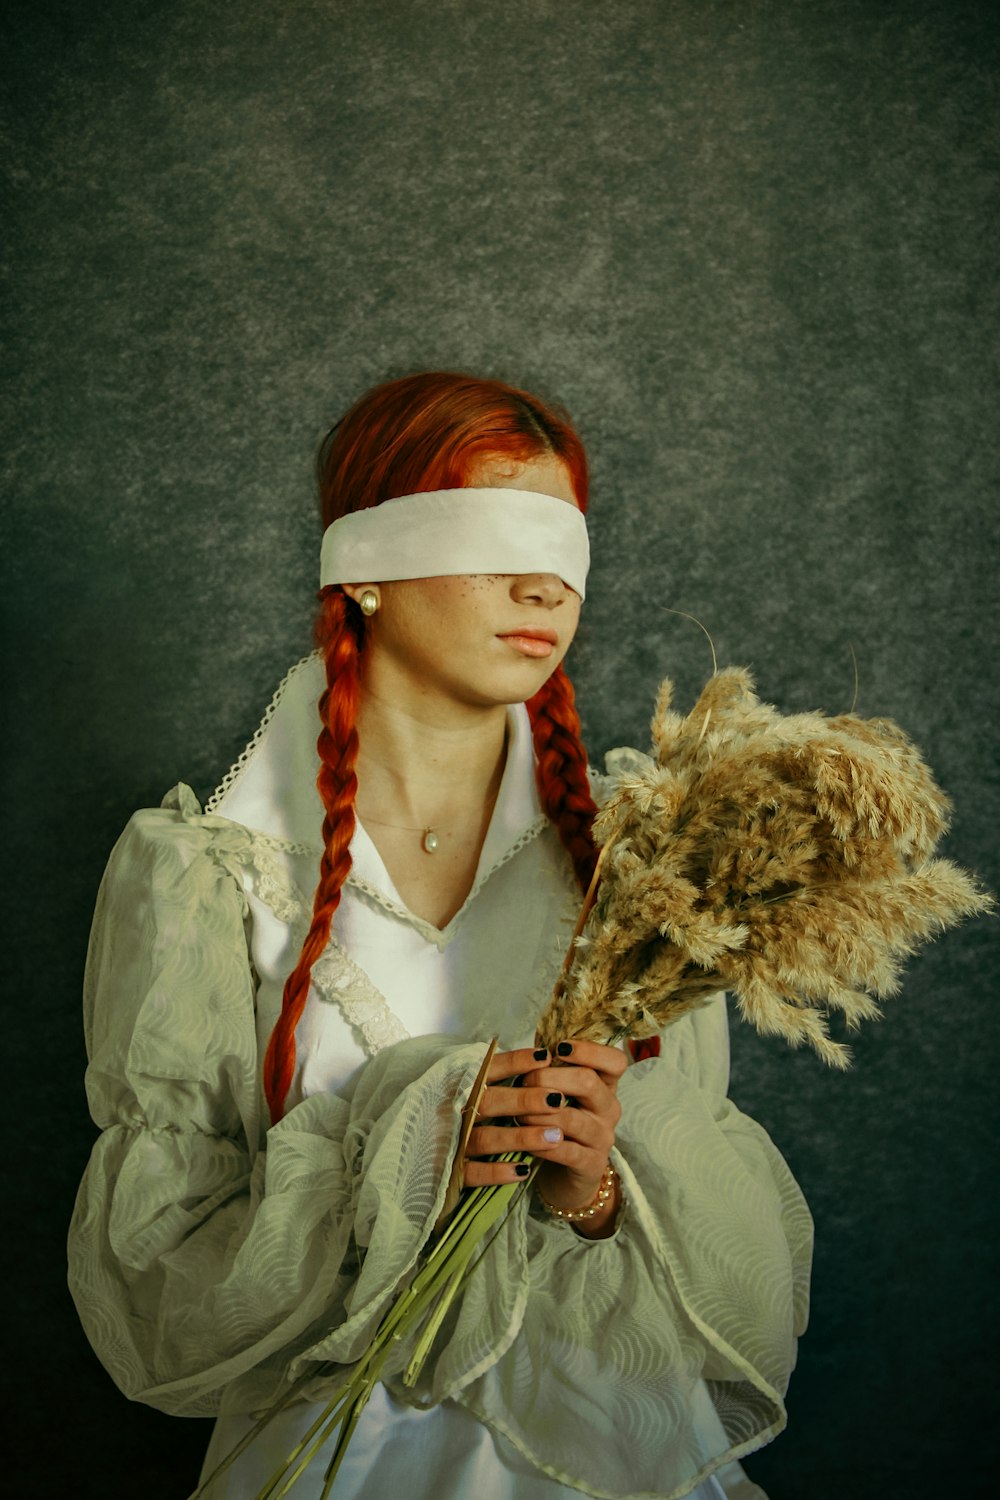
[421,829,440,854]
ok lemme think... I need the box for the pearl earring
[359,590,379,617]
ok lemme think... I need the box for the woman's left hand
[463,1039,627,1237]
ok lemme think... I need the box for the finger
[517,1104,615,1157]
[532,1135,609,1181]
[466,1121,570,1158]
[485,1045,551,1084]
[463,1159,534,1188]
[467,1098,618,1159]
[549,1039,628,1087]
[476,1083,572,1120]
[528,1065,623,1124]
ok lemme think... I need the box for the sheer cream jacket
[68,655,813,1500]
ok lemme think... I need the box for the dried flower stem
[543,838,611,1022]
[195,1143,534,1499]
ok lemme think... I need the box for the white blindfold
[320,488,590,600]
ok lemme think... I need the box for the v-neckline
[348,702,545,943]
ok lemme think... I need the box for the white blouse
[291,691,577,1101]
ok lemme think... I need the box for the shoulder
[85,786,261,1130]
[587,744,652,809]
[98,784,257,917]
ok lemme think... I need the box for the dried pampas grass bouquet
[537,668,993,1067]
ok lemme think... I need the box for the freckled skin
[366,568,581,711]
[344,456,583,717]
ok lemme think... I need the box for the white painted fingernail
[543,1127,562,1144]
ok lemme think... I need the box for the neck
[354,682,510,828]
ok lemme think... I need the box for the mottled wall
[4,2,998,1496]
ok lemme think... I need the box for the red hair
[263,373,598,1121]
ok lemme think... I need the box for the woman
[69,373,811,1499]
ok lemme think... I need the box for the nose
[509,573,571,607]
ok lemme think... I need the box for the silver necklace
[357,813,445,854]
[357,784,502,856]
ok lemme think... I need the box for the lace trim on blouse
[313,821,561,1053]
[198,661,626,1058]
[347,813,551,952]
[310,940,411,1055]
[203,653,320,828]
[166,785,316,932]
[242,840,313,933]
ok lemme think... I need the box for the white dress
[68,655,810,1500]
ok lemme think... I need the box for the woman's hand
[463,1040,627,1236]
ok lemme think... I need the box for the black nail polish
[546,1091,562,1107]
[533,1048,547,1061]
[557,1042,573,1057]
[515,1163,531,1177]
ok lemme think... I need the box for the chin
[468,663,561,709]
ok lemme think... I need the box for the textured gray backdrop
[4,2,998,1497]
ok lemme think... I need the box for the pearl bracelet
[536,1162,619,1222]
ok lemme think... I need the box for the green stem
[194,1370,314,1496]
[402,1186,516,1386]
[261,1397,352,1499]
[247,1160,536,1496]
[320,1358,389,1498]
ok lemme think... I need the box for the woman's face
[347,454,583,713]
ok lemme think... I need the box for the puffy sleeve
[68,791,333,1414]
[374,997,814,1500]
[69,792,458,1422]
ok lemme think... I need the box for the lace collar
[204,654,548,901]
[205,655,326,848]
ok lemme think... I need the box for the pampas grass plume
[537,670,993,1065]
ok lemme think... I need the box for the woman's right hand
[462,1041,625,1198]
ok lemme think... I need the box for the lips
[497,628,558,659]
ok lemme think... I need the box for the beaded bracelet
[536,1162,619,1222]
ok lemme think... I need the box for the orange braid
[527,665,599,893]
[263,589,363,1122]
